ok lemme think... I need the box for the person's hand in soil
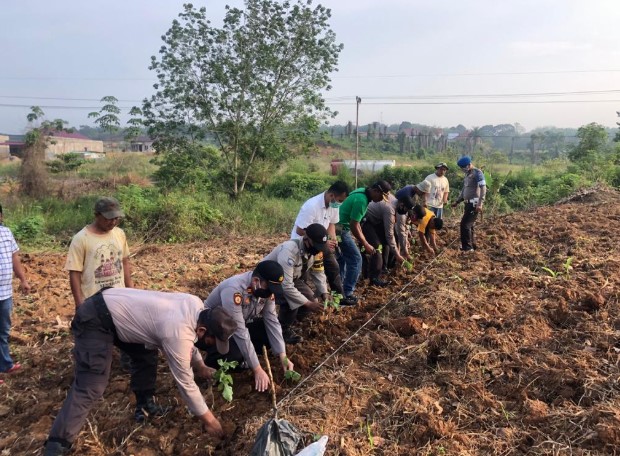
[195,364,217,381]
[280,353,294,374]
[304,300,323,312]
[253,366,270,392]
[201,409,225,439]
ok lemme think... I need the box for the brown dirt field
[2,187,620,455]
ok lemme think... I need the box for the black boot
[43,439,71,456]
[134,394,170,423]
[282,327,303,345]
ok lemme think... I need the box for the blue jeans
[430,206,444,219]
[0,297,14,372]
[337,230,362,297]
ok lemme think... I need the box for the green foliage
[214,359,238,402]
[282,357,301,382]
[324,291,342,311]
[143,0,342,197]
[374,166,426,189]
[117,185,223,242]
[88,96,121,134]
[402,260,413,271]
[9,214,46,244]
[47,153,86,173]
[266,172,331,199]
[568,123,609,163]
[151,144,221,193]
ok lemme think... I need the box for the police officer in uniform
[203,261,294,393]
[263,223,331,344]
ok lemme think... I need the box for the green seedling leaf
[402,260,413,271]
[377,245,383,253]
[541,266,559,278]
[325,292,343,311]
[285,369,302,382]
[221,384,233,402]
[214,359,238,402]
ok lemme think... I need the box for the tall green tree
[88,96,121,134]
[143,1,342,197]
[568,122,609,162]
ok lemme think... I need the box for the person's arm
[350,220,375,254]
[278,243,317,310]
[418,231,435,256]
[429,231,439,251]
[122,257,133,288]
[443,190,450,205]
[69,270,84,308]
[383,206,402,263]
[295,226,306,237]
[476,170,487,212]
[12,252,31,293]
[163,338,224,438]
[326,223,338,250]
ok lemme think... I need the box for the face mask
[194,332,210,351]
[254,287,272,299]
[329,200,342,209]
[397,207,408,215]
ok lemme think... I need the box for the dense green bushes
[117,185,223,242]
[266,172,332,199]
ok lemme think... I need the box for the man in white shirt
[43,288,236,456]
[291,181,349,297]
[424,163,450,219]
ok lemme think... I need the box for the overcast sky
[1,0,619,134]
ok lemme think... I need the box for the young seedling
[213,359,238,402]
[402,259,413,271]
[563,256,574,278]
[541,266,560,278]
[324,291,342,311]
[282,357,302,382]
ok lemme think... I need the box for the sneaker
[282,328,303,345]
[370,278,388,287]
[43,440,71,456]
[5,363,21,374]
[135,397,171,423]
[340,295,358,307]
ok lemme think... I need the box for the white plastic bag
[294,436,328,456]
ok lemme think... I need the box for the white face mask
[329,200,342,209]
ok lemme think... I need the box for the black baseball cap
[253,261,284,297]
[371,180,392,201]
[304,223,330,254]
[199,307,237,354]
[95,197,124,219]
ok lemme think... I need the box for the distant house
[44,130,104,159]
[0,131,104,160]
[0,134,10,159]
[129,135,154,152]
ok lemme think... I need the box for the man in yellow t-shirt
[66,197,133,309]
[411,205,444,256]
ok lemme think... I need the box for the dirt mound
[2,190,620,455]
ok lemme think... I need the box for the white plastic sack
[294,436,328,456]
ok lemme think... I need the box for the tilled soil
[1,186,620,455]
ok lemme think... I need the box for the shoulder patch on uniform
[287,257,295,266]
[233,293,242,306]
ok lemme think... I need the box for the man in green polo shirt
[337,180,391,305]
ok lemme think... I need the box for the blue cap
[457,156,472,168]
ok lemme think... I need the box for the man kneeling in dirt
[203,261,295,393]
[263,224,332,344]
[43,288,236,456]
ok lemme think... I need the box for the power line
[328,99,620,105]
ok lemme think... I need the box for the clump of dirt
[2,187,620,455]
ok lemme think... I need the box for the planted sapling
[213,359,238,402]
[282,356,301,382]
[324,291,342,311]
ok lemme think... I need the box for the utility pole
[355,96,361,187]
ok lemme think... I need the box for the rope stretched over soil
[275,237,458,409]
